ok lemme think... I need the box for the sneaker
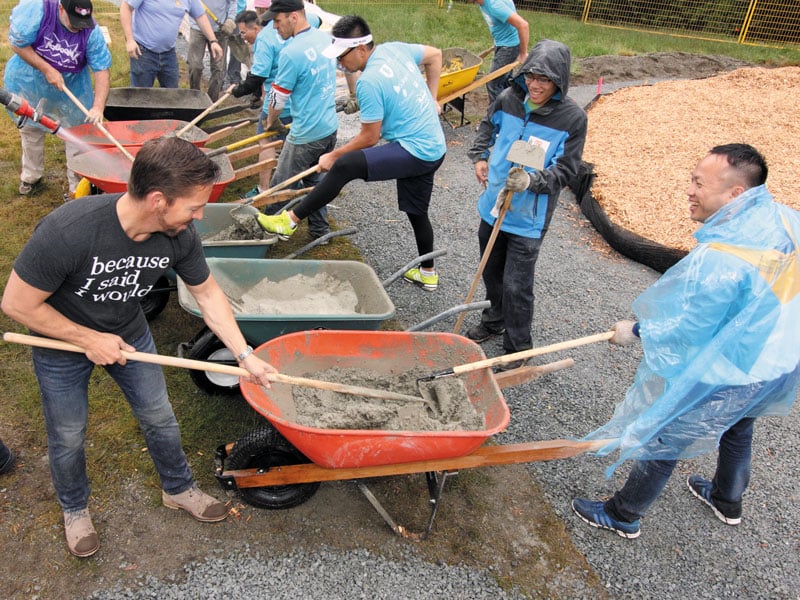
[571,498,641,539]
[309,230,331,245]
[0,442,15,475]
[686,475,741,525]
[240,186,261,201]
[403,267,439,291]
[19,178,42,195]
[63,509,99,557]
[162,485,229,522]
[465,323,505,343]
[256,210,296,240]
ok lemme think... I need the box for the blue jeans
[268,132,336,237]
[605,417,755,522]
[130,46,180,88]
[33,330,194,512]
[487,45,520,104]
[478,219,542,353]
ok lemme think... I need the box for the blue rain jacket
[4,0,112,129]
[584,184,800,476]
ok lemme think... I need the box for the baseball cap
[61,0,94,30]
[262,0,303,21]
[322,34,373,59]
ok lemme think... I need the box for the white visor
[322,34,373,59]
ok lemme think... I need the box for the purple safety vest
[32,0,94,74]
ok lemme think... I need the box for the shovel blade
[506,139,546,170]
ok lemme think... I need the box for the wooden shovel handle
[249,164,321,209]
[452,188,513,334]
[2,332,431,406]
[453,331,615,375]
[62,87,135,161]
[176,84,236,137]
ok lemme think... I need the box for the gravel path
[90,83,799,599]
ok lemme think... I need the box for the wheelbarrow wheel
[186,327,244,395]
[227,425,320,509]
[140,276,171,321]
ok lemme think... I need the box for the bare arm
[184,274,276,386]
[87,69,110,124]
[418,45,442,104]
[507,12,529,63]
[119,2,141,59]
[12,45,64,90]
[195,13,224,61]
[1,270,134,365]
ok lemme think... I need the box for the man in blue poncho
[572,144,800,539]
[4,0,111,196]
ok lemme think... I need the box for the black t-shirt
[13,194,210,341]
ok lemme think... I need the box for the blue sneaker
[686,475,741,525]
[239,186,261,201]
[571,498,641,539]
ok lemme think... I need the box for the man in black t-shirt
[2,137,277,558]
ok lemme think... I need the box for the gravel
[88,79,799,599]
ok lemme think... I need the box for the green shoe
[256,210,296,240]
[403,267,439,291]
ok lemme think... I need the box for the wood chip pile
[583,66,800,251]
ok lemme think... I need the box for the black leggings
[294,150,436,269]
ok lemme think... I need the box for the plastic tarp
[583,184,800,476]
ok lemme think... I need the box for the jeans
[478,219,542,353]
[33,329,194,512]
[605,417,755,522]
[129,46,180,88]
[269,132,337,237]
[487,45,520,104]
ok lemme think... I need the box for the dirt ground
[0,52,754,600]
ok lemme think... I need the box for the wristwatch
[236,345,254,362]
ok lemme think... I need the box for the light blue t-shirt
[125,0,206,53]
[273,27,337,144]
[357,42,446,162]
[252,21,290,118]
[479,0,520,48]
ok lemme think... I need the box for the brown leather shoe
[64,509,99,557]
[162,486,228,522]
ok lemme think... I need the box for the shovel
[206,132,280,157]
[452,139,546,334]
[246,164,322,210]
[420,330,615,383]
[2,332,438,414]
[175,84,236,138]
[62,86,135,162]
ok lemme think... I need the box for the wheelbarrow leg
[356,470,458,541]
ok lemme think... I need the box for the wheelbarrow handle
[437,61,519,107]
[2,332,435,409]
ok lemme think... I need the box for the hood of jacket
[512,39,572,100]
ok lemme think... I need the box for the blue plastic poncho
[585,184,800,477]
[3,0,112,129]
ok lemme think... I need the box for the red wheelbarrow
[67,145,235,202]
[64,119,210,150]
[216,329,596,539]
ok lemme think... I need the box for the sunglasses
[337,47,355,63]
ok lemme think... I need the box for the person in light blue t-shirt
[257,0,336,240]
[256,14,447,291]
[471,0,529,103]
